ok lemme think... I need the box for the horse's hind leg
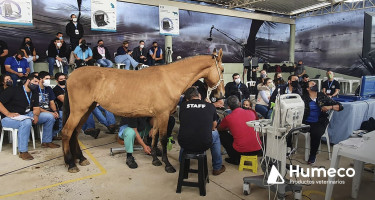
[62,116,82,173]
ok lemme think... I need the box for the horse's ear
[217,48,223,61]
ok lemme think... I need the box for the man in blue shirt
[5,50,30,86]
[115,41,148,70]
[149,42,164,66]
[73,38,95,67]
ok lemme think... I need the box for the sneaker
[106,124,117,134]
[19,152,34,160]
[225,157,240,165]
[307,156,316,165]
[84,128,100,139]
[136,63,148,70]
[213,165,226,176]
[126,156,138,169]
[42,142,61,148]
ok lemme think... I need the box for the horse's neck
[165,56,212,93]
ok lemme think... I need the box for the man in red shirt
[218,95,262,165]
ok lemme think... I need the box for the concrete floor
[0,122,374,200]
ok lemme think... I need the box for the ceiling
[185,0,347,16]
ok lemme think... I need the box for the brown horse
[62,49,225,173]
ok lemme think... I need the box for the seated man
[178,87,225,175]
[299,74,310,87]
[5,50,30,86]
[322,70,340,98]
[74,38,95,67]
[218,95,262,165]
[37,71,60,148]
[52,72,66,140]
[225,73,250,101]
[93,40,113,68]
[47,38,69,76]
[148,42,164,66]
[118,117,152,169]
[115,40,147,70]
[132,40,148,64]
[0,74,40,160]
[20,37,39,73]
[81,104,117,138]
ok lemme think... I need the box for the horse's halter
[206,55,224,99]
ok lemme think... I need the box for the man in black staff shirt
[322,70,340,98]
[178,87,217,154]
[0,40,9,74]
[36,71,60,148]
[224,73,250,101]
[53,73,66,139]
[0,74,39,160]
[66,14,84,51]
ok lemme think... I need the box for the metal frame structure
[297,0,375,18]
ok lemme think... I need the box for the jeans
[179,130,223,170]
[82,106,116,131]
[37,112,56,143]
[97,59,113,68]
[47,57,69,76]
[25,56,38,73]
[52,111,63,137]
[1,112,33,152]
[255,104,270,119]
[115,54,139,70]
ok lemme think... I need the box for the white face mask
[235,78,241,84]
[56,42,62,47]
[43,79,50,87]
[140,44,144,48]
[72,18,77,22]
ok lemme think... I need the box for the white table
[310,78,322,92]
[325,131,375,200]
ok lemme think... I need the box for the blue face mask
[59,37,63,40]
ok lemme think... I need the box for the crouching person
[0,74,40,160]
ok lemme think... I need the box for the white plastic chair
[0,127,36,155]
[36,124,43,144]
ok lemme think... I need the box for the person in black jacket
[47,38,69,76]
[65,14,84,51]
[132,40,148,64]
[224,73,250,101]
[269,75,302,106]
[301,80,343,164]
[92,40,113,67]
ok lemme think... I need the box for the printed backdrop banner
[0,0,32,26]
[159,5,179,36]
[91,0,116,32]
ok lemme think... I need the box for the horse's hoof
[68,166,80,173]
[79,159,90,166]
[165,165,176,173]
[152,160,162,166]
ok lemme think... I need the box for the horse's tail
[62,86,70,128]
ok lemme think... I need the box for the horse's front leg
[160,134,176,173]
[151,131,162,166]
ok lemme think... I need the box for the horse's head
[205,49,225,99]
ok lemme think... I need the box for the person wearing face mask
[273,72,285,87]
[224,73,250,101]
[66,14,84,51]
[132,40,148,64]
[149,41,164,66]
[52,73,67,140]
[0,74,13,93]
[93,39,113,68]
[74,38,95,67]
[294,60,306,80]
[0,74,40,160]
[301,80,343,164]
[255,78,275,119]
[20,37,39,73]
[322,70,340,98]
[115,40,148,70]
[4,50,30,86]
[47,38,69,76]
[269,75,302,106]
[36,71,60,148]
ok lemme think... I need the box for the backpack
[360,117,375,132]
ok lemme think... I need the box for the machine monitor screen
[360,76,375,97]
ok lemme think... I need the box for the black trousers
[0,57,6,74]
[75,59,95,68]
[219,130,262,162]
